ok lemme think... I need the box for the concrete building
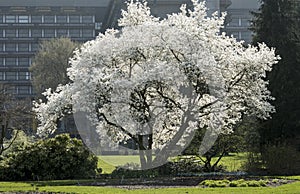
[225,0,260,44]
[106,0,259,43]
[0,0,111,98]
[104,0,192,29]
[205,0,260,44]
[0,0,260,99]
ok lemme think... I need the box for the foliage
[0,134,98,181]
[200,179,269,188]
[251,0,300,175]
[30,38,80,98]
[111,158,204,178]
[184,126,244,172]
[0,85,32,156]
[34,0,279,169]
[0,177,299,194]
[111,163,159,178]
[261,143,300,175]
[1,130,34,157]
[171,156,203,174]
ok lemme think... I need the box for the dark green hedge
[0,134,98,181]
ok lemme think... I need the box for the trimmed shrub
[200,179,269,188]
[0,134,98,181]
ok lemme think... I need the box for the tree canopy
[252,0,300,144]
[251,0,300,174]
[30,38,80,98]
[34,0,279,169]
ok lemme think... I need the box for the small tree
[0,85,32,156]
[30,38,80,98]
[34,0,279,169]
[184,126,244,172]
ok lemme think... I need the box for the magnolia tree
[34,0,279,169]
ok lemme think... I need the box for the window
[0,58,4,66]
[57,15,67,23]
[231,32,241,40]
[18,58,30,66]
[31,15,42,23]
[5,15,16,23]
[0,29,3,38]
[82,29,93,38]
[0,16,3,23]
[44,29,55,38]
[82,16,93,23]
[95,22,102,30]
[5,86,17,95]
[0,44,3,52]
[18,85,31,94]
[5,58,16,66]
[18,43,30,52]
[18,72,31,80]
[69,15,80,23]
[18,29,30,37]
[57,29,68,37]
[241,31,252,41]
[69,29,80,37]
[32,29,42,37]
[44,15,55,23]
[0,72,4,80]
[31,43,39,52]
[228,18,240,27]
[18,15,29,23]
[5,44,16,52]
[241,18,250,27]
[5,72,17,80]
[5,29,17,37]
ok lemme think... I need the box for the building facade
[104,0,193,29]
[0,0,260,99]
[205,0,260,44]
[0,0,110,98]
[224,0,260,44]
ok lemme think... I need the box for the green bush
[262,144,300,175]
[110,156,205,178]
[0,134,98,181]
[200,179,269,188]
[111,162,167,178]
[171,156,203,174]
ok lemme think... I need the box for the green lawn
[98,153,247,174]
[213,152,247,171]
[1,154,297,193]
[98,155,140,173]
[0,176,299,194]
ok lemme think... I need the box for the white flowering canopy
[34,0,279,168]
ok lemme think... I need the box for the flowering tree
[34,0,279,169]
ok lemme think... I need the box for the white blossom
[33,0,279,168]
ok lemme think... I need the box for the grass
[1,154,297,193]
[98,153,248,174]
[212,152,247,171]
[0,177,299,194]
[98,155,140,173]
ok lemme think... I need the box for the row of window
[5,85,34,95]
[0,28,94,38]
[227,18,251,27]
[0,58,31,67]
[0,43,39,52]
[0,15,94,24]
[0,71,31,81]
[230,31,253,43]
